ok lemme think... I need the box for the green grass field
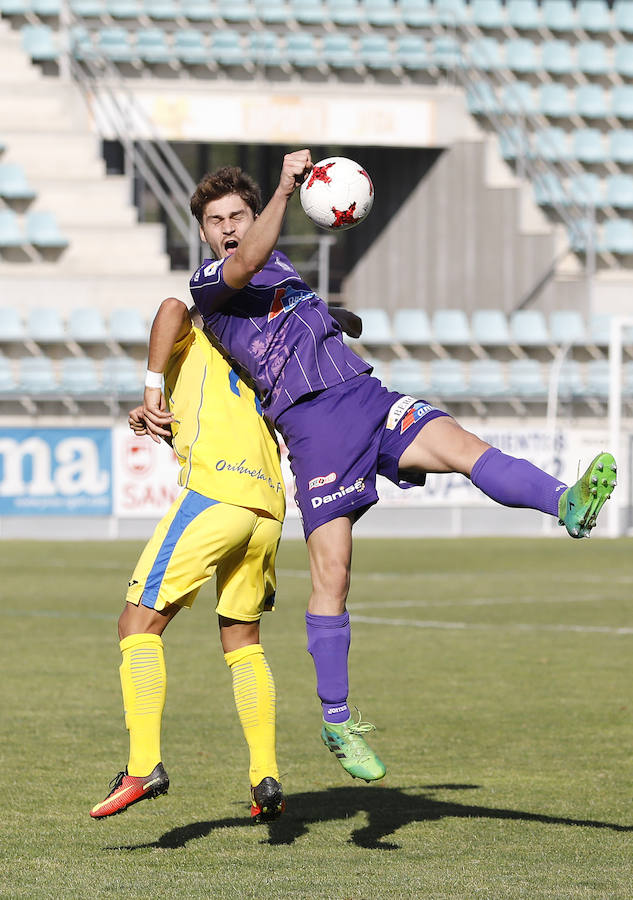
[2,537,633,899]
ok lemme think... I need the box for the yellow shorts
[126,488,281,622]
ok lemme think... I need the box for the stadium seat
[399,0,434,27]
[395,35,428,71]
[568,216,597,253]
[572,128,606,165]
[606,174,633,210]
[539,83,572,119]
[355,308,393,347]
[569,172,603,207]
[507,358,547,399]
[26,211,69,249]
[253,0,287,22]
[534,127,569,162]
[602,219,633,255]
[364,0,399,28]
[248,31,283,68]
[433,35,462,69]
[388,358,429,396]
[549,310,588,345]
[392,308,433,346]
[612,86,633,121]
[585,358,610,397]
[468,359,508,398]
[507,0,541,31]
[322,34,357,70]
[102,355,143,394]
[285,32,320,68]
[59,356,102,394]
[289,0,326,24]
[217,0,252,21]
[431,309,472,347]
[18,356,57,393]
[0,307,26,342]
[0,163,36,202]
[0,0,29,14]
[28,307,66,344]
[504,39,538,75]
[577,41,609,77]
[435,0,468,26]
[466,81,499,115]
[509,309,551,346]
[614,44,633,80]
[471,309,511,346]
[209,30,244,66]
[181,0,215,20]
[469,37,502,71]
[0,354,17,394]
[541,40,574,77]
[144,0,180,17]
[21,24,59,61]
[359,34,393,70]
[588,313,612,347]
[70,0,104,14]
[97,27,135,62]
[498,126,530,161]
[501,81,536,116]
[173,29,208,65]
[471,0,505,30]
[542,0,576,32]
[109,308,148,343]
[615,1,633,35]
[107,0,141,18]
[136,28,172,64]
[70,24,94,59]
[575,84,608,120]
[577,0,611,33]
[533,171,567,207]
[609,130,633,165]
[68,307,108,342]
[326,0,362,26]
[429,358,469,398]
[556,359,585,400]
[0,209,25,248]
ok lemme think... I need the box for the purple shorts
[276,373,449,539]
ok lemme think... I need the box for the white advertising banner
[113,425,181,518]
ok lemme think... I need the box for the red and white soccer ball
[300,156,374,231]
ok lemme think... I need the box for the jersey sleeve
[190,258,237,317]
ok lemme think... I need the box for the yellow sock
[119,633,166,777]
[225,643,278,786]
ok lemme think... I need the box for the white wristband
[145,369,163,389]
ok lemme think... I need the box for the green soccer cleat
[321,711,386,783]
[558,452,617,538]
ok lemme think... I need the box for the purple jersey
[190,250,371,424]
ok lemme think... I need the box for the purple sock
[306,611,351,724]
[470,447,567,517]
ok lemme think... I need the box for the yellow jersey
[164,326,285,523]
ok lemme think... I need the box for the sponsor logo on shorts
[311,478,365,509]
[308,472,337,490]
[386,396,416,430]
[400,402,435,434]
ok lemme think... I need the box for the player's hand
[142,387,173,444]
[128,405,149,436]
[278,150,313,198]
[329,307,363,339]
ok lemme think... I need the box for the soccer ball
[299,156,374,231]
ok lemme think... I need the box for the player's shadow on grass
[106,783,633,852]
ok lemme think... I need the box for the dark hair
[190,166,262,224]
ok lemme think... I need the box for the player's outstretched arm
[329,307,362,339]
[222,149,313,291]
[142,297,191,443]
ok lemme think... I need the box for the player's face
[199,193,256,259]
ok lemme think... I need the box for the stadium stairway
[0,17,188,316]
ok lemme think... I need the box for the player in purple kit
[147,149,617,783]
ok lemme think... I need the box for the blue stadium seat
[396,35,428,70]
[289,0,326,24]
[432,309,472,347]
[107,0,141,17]
[603,219,633,254]
[549,310,588,345]
[0,355,18,394]
[541,39,574,76]
[507,358,547,399]
[0,307,26,342]
[326,0,362,26]
[109,308,148,343]
[144,0,180,17]
[102,356,142,394]
[181,0,215,19]
[612,86,633,121]
[355,308,393,347]
[323,33,357,69]
[97,27,135,62]
[577,41,609,77]
[577,0,611,33]
[364,0,399,27]
[504,38,537,75]
[609,130,633,164]
[472,0,504,30]
[217,0,252,21]
[614,44,633,80]
[392,308,433,346]
[359,34,393,70]
[429,358,469,398]
[248,31,283,67]
[498,125,531,161]
[254,0,287,23]
[26,211,69,249]
[575,84,608,120]
[615,1,633,35]
[466,81,499,115]
[509,309,551,346]
[173,29,207,65]
[469,37,502,71]
[572,128,606,164]
[70,24,95,58]
[433,35,462,69]
[542,0,576,32]
[285,32,320,68]
[534,127,569,162]
[557,359,585,400]
[136,28,171,64]
[588,313,612,347]
[28,307,66,343]
[606,174,633,210]
[364,357,388,384]
[501,81,536,115]
[59,357,102,394]
[0,163,36,201]
[32,0,61,15]
[70,0,104,14]
[533,171,567,207]
[210,30,244,66]
[18,356,57,393]
[0,0,29,14]
[585,358,610,398]
[539,83,572,118]
[68,307,108,342]
[471,309,511,346]
[569,172,603,207]
[568,216,598,253]
[0,209,25,248]
[468,359,508,398]
[388,359,429,396]
[507,0,540,30]
[435,0,468,26]
[21,24,59,60]
[399,0,434,27]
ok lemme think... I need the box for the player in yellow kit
[90,297,286,823]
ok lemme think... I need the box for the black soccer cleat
[250,776,285,823]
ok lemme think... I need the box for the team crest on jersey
[400,402,434,434]
[268,286,314,321]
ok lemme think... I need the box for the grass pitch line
[351,614,633,636]
[349,595,601,610]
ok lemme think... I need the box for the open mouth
[224,239,238,253]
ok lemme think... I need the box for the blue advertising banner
[0,428,112,515]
